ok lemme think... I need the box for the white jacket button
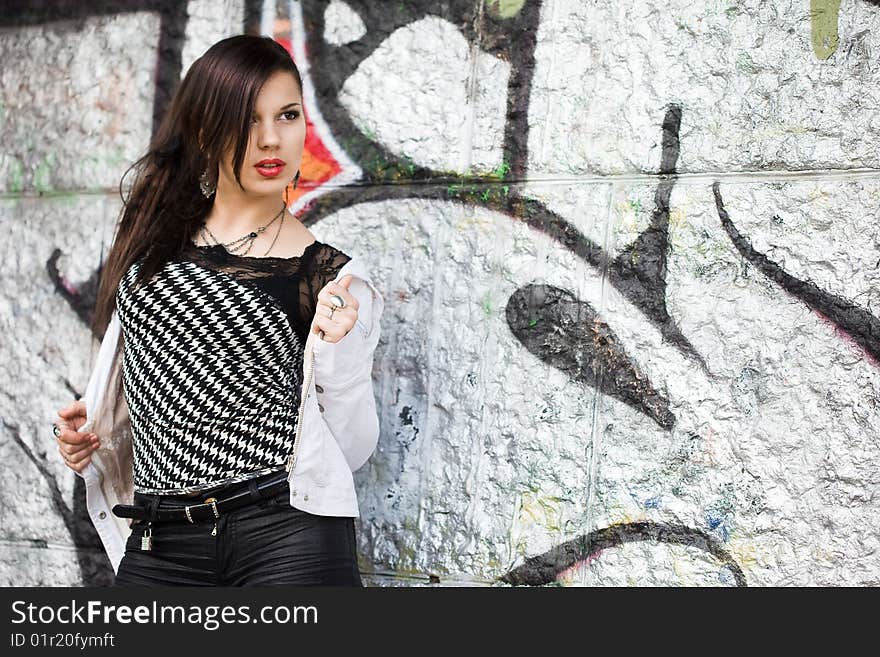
[303,494,309,501]
[291,489,297,497]
[98,511,106,520]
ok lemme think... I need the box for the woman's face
[217,70,305,199]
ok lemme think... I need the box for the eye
[281,110,300,121]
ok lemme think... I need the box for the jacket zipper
[286,334,315,473]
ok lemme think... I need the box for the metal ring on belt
[111,471,290,523]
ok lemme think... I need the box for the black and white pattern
[116,256,304,494]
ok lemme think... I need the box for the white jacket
[74,256,384,573]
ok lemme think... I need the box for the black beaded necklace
[196,203,286,257]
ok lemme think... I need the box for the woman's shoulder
[283,221,349,263]
[312,239,350,259]
[307,239,352,279]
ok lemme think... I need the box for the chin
[246,178,288,195]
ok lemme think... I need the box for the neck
[204,188,286,238]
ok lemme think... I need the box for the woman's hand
[311,274,359,343]
[54,400,100,474]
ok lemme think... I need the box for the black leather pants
[113,477,362,587]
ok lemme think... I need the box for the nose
[256,120,280,150]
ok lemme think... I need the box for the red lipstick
[255,158,286,178]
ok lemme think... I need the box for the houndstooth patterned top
[115,239,351,495]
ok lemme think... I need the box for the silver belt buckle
[184,496,219,522]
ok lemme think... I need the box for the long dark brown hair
[91,34,303,337]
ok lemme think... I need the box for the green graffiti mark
[340,129,432,183]
[7,159,24,194]
[486,0,526,19]
[365,151,430,182]
[463,158,511,180]
[489,160,511,180]
[811,0,841,60]
[734,51,759,74]
[34,153,56,193]
[399,154,416,176]
[446,180,510,204]
[482,290,493,317]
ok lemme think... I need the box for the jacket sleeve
[310,272,384,472]
[74,308,123,481]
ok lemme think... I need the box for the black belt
[112,471,289,523]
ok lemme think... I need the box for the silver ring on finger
[52,423,61,438]
[329,294,345,309]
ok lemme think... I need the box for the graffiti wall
[1,0,877,586]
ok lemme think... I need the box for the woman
[51,35,383,586]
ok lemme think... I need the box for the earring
[293,169,300,189]
[199,168,216,198]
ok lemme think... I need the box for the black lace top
[183,241,352,347]
[115,239,351,495]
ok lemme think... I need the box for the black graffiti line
[610,105,707,371]
[506,284,675,429]
[243,0,263,35]
[47,247,104,332]
[284,180,603,262]
[6,421,75,538]
[499,520,747,586]
[4,420,111,583]
[497,0,543,180]
[713,183,880,364]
